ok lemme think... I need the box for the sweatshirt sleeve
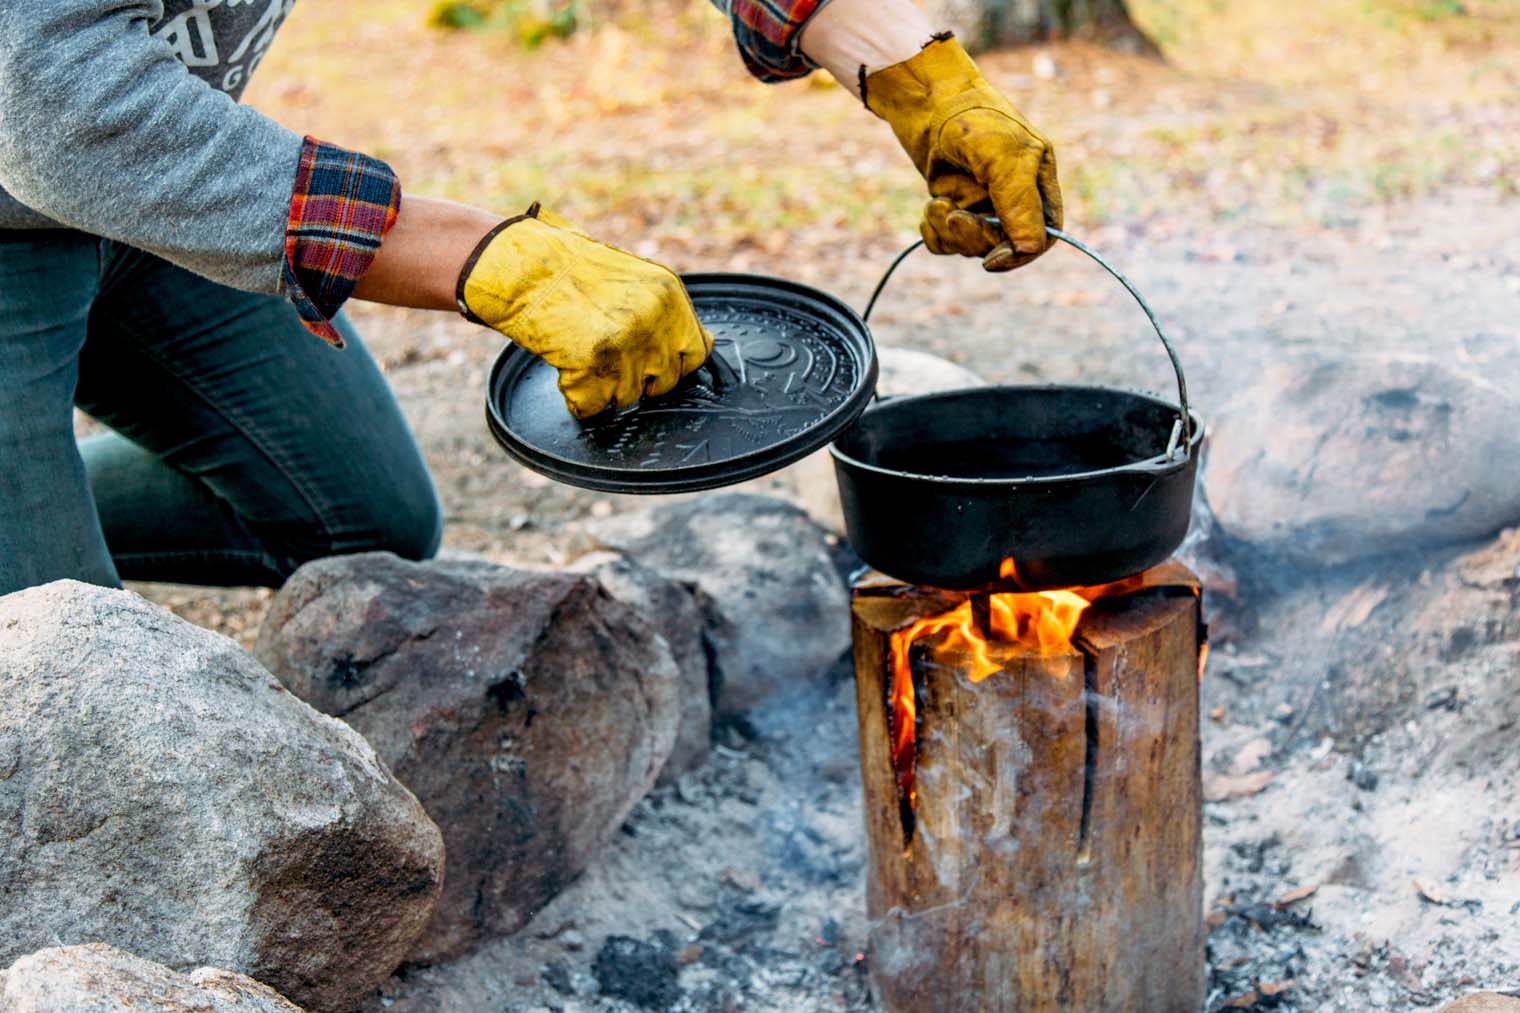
[0,0,396,343]
[705,0,834,82]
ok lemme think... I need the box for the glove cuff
[863,35,1001,175]
[456,201,544,325]
[863,34,987,117]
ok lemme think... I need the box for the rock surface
[569,551,711,783]
[0,944,300,1013]
[254,553,680,963]
[0,581,443,1013]
[873,346,987,398]
[1205,352,1520,565]
[1440,994,1520,1013]
[783,347,987,532]
[585,494,850,715]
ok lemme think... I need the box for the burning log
[851,566,1205,1012]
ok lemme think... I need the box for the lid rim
[484,273,878,494]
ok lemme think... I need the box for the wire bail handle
[861,224,1192,458]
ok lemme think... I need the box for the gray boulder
[0,944,300,1013]
[253,553,680,963]
[0,581,443,1013]
[1206,353,1520,565]
[585,494,850,714]
[874,346,986,398]
[569,551,711,783]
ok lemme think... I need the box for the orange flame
[885,561,1094,813]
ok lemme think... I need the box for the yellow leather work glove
[864,34,1063,272]
[457,203,713,419]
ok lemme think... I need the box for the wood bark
[922,0,1160,55]
[851,577,1203,1013]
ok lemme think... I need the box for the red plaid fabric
[718,0,832,81]
[283,136,401,347]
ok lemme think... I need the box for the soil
[126,186,1520,1012]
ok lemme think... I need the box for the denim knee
[266,472,443,574]
[336,476,444,565]
[376,481,444,562]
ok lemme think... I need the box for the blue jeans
[0,230,443,596]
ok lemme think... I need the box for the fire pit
[849,562,1206,1012]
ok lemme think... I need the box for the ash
[1193,525,1520,1012]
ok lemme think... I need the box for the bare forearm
[352,195,500,311]
[798,0,939,97]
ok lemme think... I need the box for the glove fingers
[948,209,998,255]
[985,146,1052,258]
[645,324,712,398]
[556,368,609,420]
[982,240,1045,273]
[1038,146,1064,232]
[921,196,954,255]
[921,195,1003,258]
[983,148,1061,271]
[615,353,657,411]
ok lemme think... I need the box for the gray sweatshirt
[0,1,813,300]
[0,1,305,295]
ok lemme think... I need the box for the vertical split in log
[852,572,1204,1013]
[1076,646,1100,866]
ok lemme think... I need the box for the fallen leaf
[1221,990,1259,1009]
[1260,979,1297,996]
[721,867,762,893]
[1204,769,1276,802]
[1414,877,1453,905]
[1276,884,1318,907]
[1229,736,1274,776]
[1210,704,1227,723]
[1319,579,1389,633]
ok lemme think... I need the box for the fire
[886,562,1094,811]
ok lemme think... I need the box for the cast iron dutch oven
[829,227,1204,592]
[485,227,1202,593]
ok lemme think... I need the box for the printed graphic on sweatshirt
[152,0,295,95]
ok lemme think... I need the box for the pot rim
[827,383,1206,488]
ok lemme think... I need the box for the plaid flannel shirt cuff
[282,136,401,347]
[729,0,832,82]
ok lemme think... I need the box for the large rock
[873,346,986,398]
[569,551,711,784]
[0,581,443,1013]
[253,553,680,963]
[1440,994,1520,1013]
[783,347,987,532]
[585,494,850,714]
[1206,353,1520,565]
[0,944,300,1013]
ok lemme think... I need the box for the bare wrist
[799,0,939,95]
[354,195,501,312]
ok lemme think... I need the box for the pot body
[830,385,1203,591]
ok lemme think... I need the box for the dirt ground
[125,2,1520,1010]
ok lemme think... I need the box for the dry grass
[245,0,1520,256]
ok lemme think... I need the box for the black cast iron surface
[832,225,1203,593]
[831,386,1204,592]
[486,273,877,494]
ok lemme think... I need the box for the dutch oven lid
[485,272,878,494]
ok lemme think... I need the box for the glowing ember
[886,562,1095,812]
